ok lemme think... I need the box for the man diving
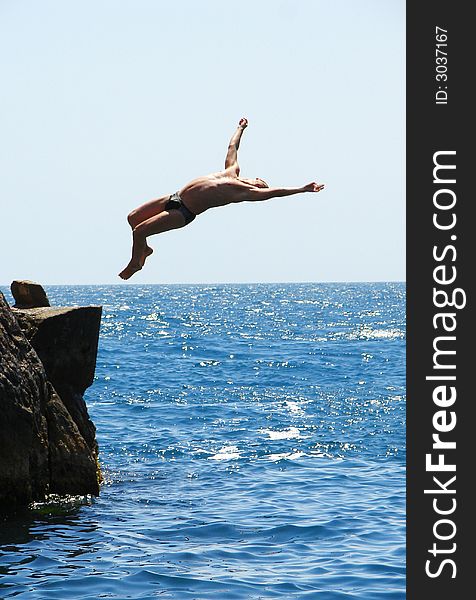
[119,118,325,279]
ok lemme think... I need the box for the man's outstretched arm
[225,118,248,172]
[249,182,325,201]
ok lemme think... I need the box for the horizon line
[1,280,406,288]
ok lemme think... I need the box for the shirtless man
[119,118,325,279]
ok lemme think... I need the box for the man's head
[242,177,269,188]
[254,177,269,188]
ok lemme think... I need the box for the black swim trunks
[165,192,196,225]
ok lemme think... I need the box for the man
[119,118,325,279]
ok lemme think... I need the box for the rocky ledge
[0,281,102,508]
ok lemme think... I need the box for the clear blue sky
[0,0,404,285]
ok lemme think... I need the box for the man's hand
[238,117,248,129]
[302,182,325,192]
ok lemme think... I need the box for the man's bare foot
[118,262,142,280]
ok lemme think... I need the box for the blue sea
[0,283,406,599]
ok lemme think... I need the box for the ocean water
[0,283,406,599]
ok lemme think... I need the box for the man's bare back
[119,118,324,280]
[178,174,263,214]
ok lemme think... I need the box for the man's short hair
[256,178,269,188]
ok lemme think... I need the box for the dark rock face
[11,280,50,308]
[0,291,102,507]
[13,306,102,457]
[45,387,99,496]
[0,295,50,505]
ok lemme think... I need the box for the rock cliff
[0,283,102,507]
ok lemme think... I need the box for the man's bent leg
[119,210,186,280]
[126,194,172,263]
[127,195,171,229]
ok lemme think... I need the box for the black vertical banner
[407,2,473,597]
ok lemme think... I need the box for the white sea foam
[284,401,305,415]
[267,451,305,461]
[209,446,240,460]
[261,427,301,440]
